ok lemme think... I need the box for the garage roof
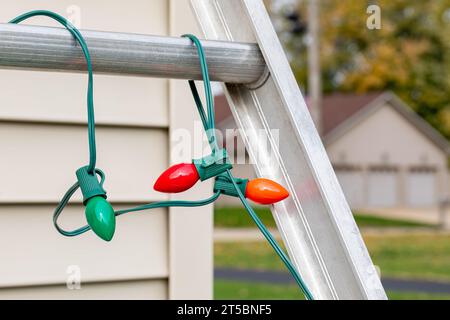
[215,91,450,155]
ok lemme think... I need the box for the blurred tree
[281,0,450,138]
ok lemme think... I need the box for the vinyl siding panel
[0,279,168,300]
[0,205,168,287]
[0,123,168,203]
[0,70,169,127]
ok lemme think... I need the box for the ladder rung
[0,23,265,83]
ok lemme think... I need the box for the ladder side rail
[190,0,387,300]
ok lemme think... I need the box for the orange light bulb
[245,178,289,205]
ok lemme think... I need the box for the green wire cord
[10,10,97,174]
[9,10,313,300]
[182,34,314,300]
[224,170,314,300]
[53,188,221,237]
[182,34,219,154]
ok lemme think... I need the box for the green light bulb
[85,196,116,241]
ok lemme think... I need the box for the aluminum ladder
[0,0,387,299]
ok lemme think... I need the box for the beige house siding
[0,280,168,300]
[326,102,449,208]
[0,0,212,299]
[326,103,447,167]
[167,0,214,300]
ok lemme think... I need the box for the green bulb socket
[193,149,233,181]
[214,173,248,198]
[76,166,107,205]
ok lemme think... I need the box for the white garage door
[407,169,436,207]
[335,169,364,208]
[368,168,398,207]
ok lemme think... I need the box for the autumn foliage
[279,0,450,139]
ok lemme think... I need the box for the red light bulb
[154,163,200,193]
[245,178,289,205]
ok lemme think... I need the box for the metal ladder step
[0,23,264,83]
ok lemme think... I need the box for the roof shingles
[320,92,383,136]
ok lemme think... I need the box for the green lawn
[215,209,448,299]
[365,233,450,281]
[215,241,289,271]
[215,280,304,300]
[354,214,432,228]
[214,207,433,229]
[215,234,450,281]
[214,280,450,300]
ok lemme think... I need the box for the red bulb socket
[154,163,200,193]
